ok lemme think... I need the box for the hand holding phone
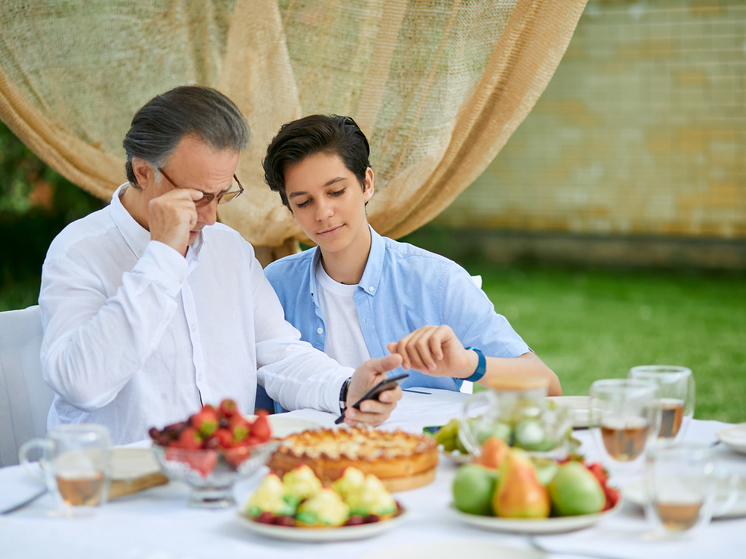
[335,373,409,425]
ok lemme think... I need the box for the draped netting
[0,0,587,261]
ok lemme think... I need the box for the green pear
[453,464,498,516]
[493,448,550,518]
[547,461,605,516]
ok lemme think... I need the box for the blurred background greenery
[0,121,104,311]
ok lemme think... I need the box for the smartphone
[334,373,409,424]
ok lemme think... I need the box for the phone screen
[334,373,409,424]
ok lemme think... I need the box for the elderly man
[39,86,402,444]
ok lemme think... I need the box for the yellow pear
[493,448,550,518]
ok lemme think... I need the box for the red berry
[229,415,251,443]
[213,428,234,448]
[251,414,272,442]
[173,426,203,450]
[191,406,219,437]
[219,399,238,420]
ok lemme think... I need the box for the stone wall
[437,0,745,245]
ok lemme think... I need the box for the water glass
[589,379,661,475]
[629,365,694,443]
[645,442,736,536]
[19,424,112,515]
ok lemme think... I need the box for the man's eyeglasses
[158,168,244,207]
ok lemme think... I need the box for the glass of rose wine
[19,424,111,516]
[628,365,694,444]
[589,379,661,476]
[645,442,736,537]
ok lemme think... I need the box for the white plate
[448,500,622,534]
[547,396,589,429]
[266,415,323,439]
[235,508,408,542]
[360,540,543,559]
[717,423,746,454]
[623,476,746,519]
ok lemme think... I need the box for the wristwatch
[339,377,352,414]
[464,347,486,383]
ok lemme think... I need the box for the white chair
[0,305,54,467]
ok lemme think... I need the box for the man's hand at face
[386,325,477,380]
[344,353,404,427]
[148,189,204,256]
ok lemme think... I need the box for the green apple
[452,464,498,516]
[547,461,605,516]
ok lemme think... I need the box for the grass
[471,265,746,424]
[2,262,743,423]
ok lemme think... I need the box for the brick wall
[438,0,745,241]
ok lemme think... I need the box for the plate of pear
[449,438,621,534]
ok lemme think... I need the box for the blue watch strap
[464,347,486,383]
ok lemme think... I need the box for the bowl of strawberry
[149,399,278,508]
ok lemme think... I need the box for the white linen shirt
[39,184,352,444]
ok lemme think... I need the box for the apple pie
[267,427,438,492]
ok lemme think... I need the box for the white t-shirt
[315,260,371,369]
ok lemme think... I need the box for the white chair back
[0,305,54,467]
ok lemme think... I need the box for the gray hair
[123,86,250,188]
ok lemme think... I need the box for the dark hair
[123,86,250,188]
[263,114,370,208]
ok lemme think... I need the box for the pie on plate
[267,427,438,492]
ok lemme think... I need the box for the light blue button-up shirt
[262,227,530,405]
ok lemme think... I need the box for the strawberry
[173,426,204,450]
[191,405,219,437]
[212,427,235,449]
[184,450,218,478]
[251,414,272,443]
[219,399,238,420]
[229,415,251,443]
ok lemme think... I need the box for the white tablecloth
[1,390,744,559]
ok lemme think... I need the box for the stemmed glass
[628,365,695,444]
[589,379,661,476]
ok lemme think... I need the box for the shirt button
[137,250,143,257]
[317,327,323,334]
[178,276,185,283]
[190,323,196,332]
[368,286,375,292]
[198,374,203,381]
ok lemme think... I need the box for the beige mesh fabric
[0,0,587,256]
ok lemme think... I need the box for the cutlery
[0,488,47,515]
[526,536,636,559]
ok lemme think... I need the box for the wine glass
[589,379,661,476]
[629,365,694,444]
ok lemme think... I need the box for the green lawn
[4,262,743,423]
[471,266,745,424]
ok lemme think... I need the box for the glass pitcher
[458,375,572,459]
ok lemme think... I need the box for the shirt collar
[308,225,383,299]
[110,183,151,259]
[110,182,205,263]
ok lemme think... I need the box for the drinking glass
[19,424,111,515]
[589,379,661,475]
[629,365,694,443]
[645,442,737,537]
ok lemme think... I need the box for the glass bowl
[152,440,278,508]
